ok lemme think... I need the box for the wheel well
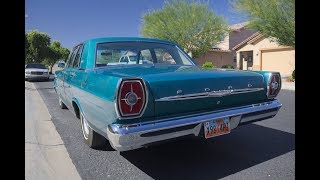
[72,101,80,119]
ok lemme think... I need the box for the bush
[202,61,216,69]
[221,64,235,69]
[292,69,295,79]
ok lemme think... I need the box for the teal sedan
[54,37,282,151]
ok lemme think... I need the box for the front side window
[95,42,194,67]
[72,45,83,68]
[66,46,79,68]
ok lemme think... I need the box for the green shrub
[221,64,235,69]
[292,69,295,79]
[202,61,216,69]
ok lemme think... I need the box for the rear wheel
[58,96,67,109]
[80,112,107,148]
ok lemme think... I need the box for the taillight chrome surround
[115,78,148,119]
[267,72,281,99]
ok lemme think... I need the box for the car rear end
[105,70,282,151]
[88,38,282,151]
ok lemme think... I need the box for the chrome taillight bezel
[267,73,281,99]
[115,78,148,119]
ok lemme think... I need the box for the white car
[25,63,50,81]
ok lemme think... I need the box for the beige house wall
[236,37,295,77]
[196,51,234,68]
[196,28,256,68]
[237,38,279,68]
[261,49,295,77]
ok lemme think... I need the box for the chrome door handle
[81,80,87,88]
[70,72,75,77]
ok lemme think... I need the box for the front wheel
[80,112,108,149]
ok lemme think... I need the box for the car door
[57,48,74,104]
[63,45,80,108]
[67,44,84,103]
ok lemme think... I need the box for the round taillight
[267,73,281,99]
[116,79,147,118]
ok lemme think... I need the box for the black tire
[58,96,67,109]
[80,112,108,149]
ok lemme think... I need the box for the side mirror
[58,63,65,68]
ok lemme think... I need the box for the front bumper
[25,74,50,79]
[106,100,282,151]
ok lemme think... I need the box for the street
[27,79,295,180]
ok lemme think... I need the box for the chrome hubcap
[81,113,89,139]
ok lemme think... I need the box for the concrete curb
[25,82,81,180]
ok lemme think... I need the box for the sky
[25,0,248,50]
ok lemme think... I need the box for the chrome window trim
[114,77,149,120]
[156,87,264,102]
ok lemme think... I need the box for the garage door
[261,48,295,77]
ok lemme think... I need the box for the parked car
[54,37,282,151]
[106,52,153,65]
[25,63,50,81]
[52,61,66,74]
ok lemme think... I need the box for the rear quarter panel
[72,70,120,134]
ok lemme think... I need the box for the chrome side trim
[156,87,264,101]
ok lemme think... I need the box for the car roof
[82,37,177,46]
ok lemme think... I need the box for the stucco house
[195,22,295,77]
[233,32,295,77]
[196,22,257,68]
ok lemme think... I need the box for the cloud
[25,14,29,18]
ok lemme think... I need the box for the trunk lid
[99,65,267,117]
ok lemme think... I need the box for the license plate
[204,118,231,139]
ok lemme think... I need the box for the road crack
[25,141,65,147]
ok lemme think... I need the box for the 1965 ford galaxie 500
[54,37,282,151]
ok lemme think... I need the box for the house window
[233,56,236,62]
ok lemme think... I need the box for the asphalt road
[32,79,295,180]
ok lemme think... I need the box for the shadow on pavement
[121,124,294,180]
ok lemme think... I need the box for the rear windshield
[25,64,47,69]
[95,42,194,67]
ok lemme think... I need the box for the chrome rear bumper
[106,100,282,151]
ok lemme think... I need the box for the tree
[25,33,32,63]
[43,41,70,73]
[26,30,51,63]
[234,0,295,47]
[140,0,229,58]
